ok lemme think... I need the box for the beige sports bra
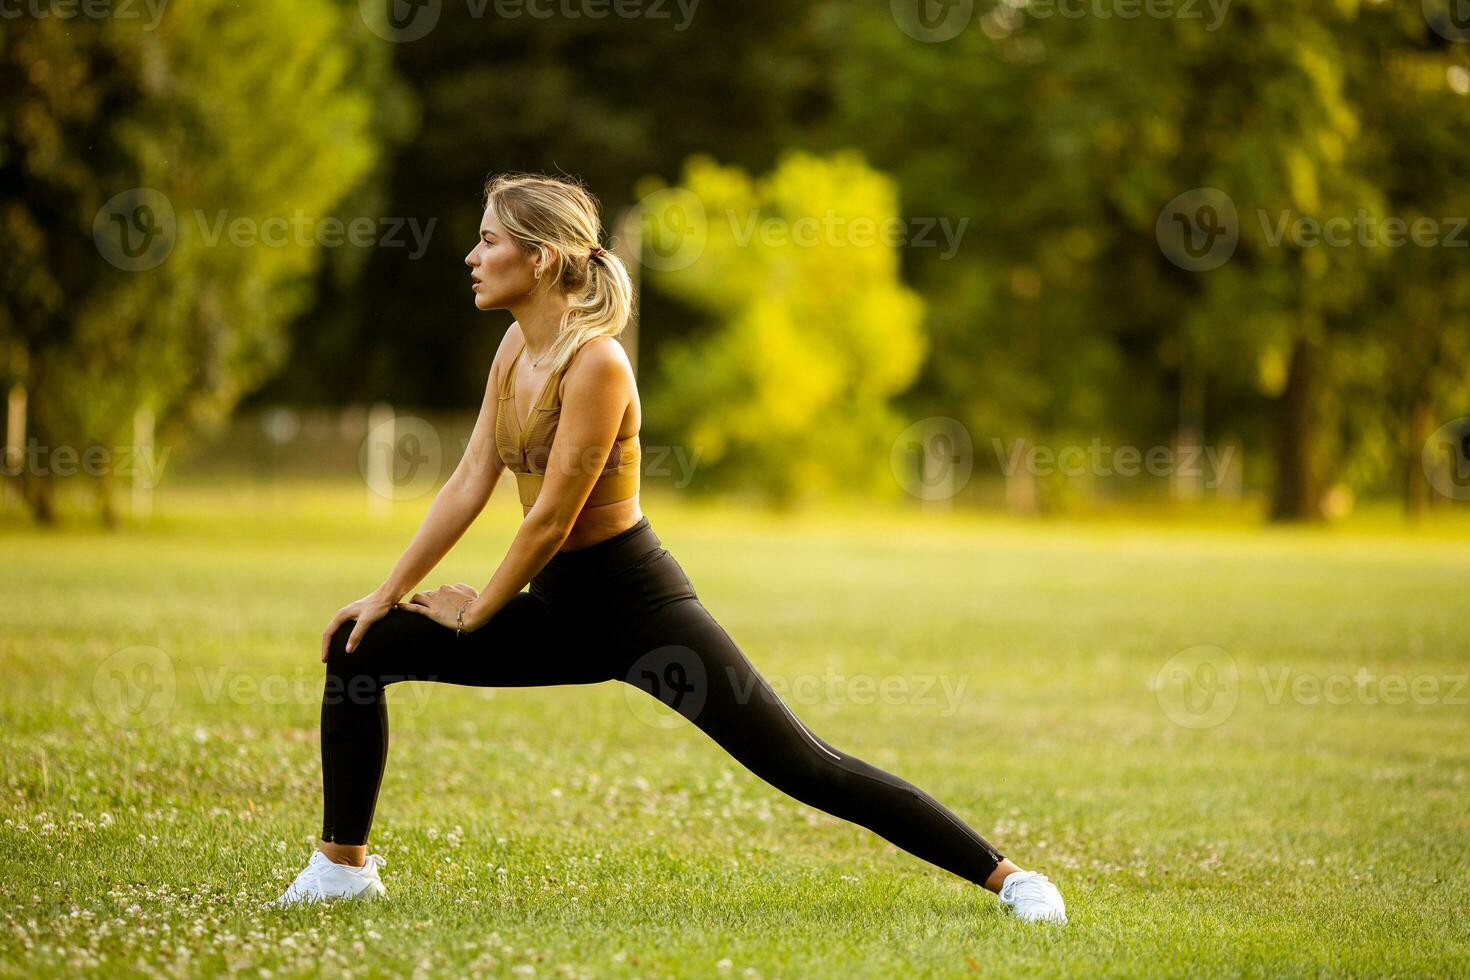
[494,336,640,508]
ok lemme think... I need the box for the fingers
[345,613,376,654]
[321,608,351,663]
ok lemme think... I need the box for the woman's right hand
[321,591,399,662]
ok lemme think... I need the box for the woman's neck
[510,290,569,361]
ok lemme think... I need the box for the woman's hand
[320,591,399,662]
[399,583,480,632]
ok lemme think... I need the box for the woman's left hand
[399,583,480,631]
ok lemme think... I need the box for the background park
[3,0,1469,975]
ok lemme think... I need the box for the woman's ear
[534,243,560,281]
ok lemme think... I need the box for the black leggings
[320,516,1005,887]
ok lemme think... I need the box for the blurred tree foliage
[639,151,925,503]
[1,0,405,523]
[826,0,1470,518]
[251,0,831,418]
[7,0,1468,520]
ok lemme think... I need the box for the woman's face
[464,206,539,311]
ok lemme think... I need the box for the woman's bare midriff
[530,495,644,552]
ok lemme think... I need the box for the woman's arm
[452,337,633,632]
[324,335,512,657]
[370,365,507,605]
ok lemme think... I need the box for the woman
[272,173,1068,924]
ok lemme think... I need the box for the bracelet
[455,600,470,638]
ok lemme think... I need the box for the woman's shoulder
[564,335,633,385]
[490,321,525,390]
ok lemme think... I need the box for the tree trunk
[1405,399,1433,522]
[19,370,56,526]
[1269,334,1320,522]
[96,469,118,529]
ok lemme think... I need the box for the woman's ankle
[318,840,368,867]
[983,858,1024,894]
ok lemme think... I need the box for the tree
[0,0,399,523]
[826,0,1469,519]
[640,151,926,503]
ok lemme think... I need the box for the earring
[534,267,542,281]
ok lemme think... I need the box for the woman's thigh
[325,592,619,689]
[620,590,847,787]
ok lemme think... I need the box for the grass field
[2,481,1468,977]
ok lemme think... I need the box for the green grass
[2,482,1468,977]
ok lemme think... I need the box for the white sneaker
[268,851,387,908]
[998,869,1067,924]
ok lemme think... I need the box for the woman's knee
[325,608,414,667]
[325,619,357,665]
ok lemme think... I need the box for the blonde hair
[482,172,635,376]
